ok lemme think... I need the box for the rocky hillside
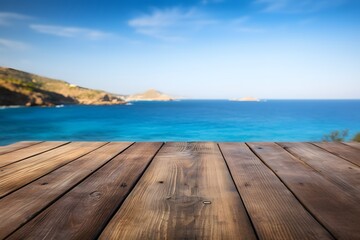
[126,89,174,101]
[0,67,125,106]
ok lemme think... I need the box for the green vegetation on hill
[323,129,360,142]
[353,133,360,142]
[322,129,349,142]
[0,67,125,106]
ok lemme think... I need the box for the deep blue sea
[1,100,359,145]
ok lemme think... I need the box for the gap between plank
[275,142,360,193]
[340,141,360,150]
[0,141,44,155]
[95,142,165,239]
[0,142,71,169]
[275,142,331,178]
[245,142,337,240]
[0,142,109,200]
[217,143,260,240]
[3,142,136,239]
[307,142,360,168]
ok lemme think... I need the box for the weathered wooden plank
[0,142,105,198]
[8,142,162,240]
[312,142,360,167]
[0,141,68,168]
[219,142,333,240]
[0,142,132,239]
[0,141,42,155]
[278,142,360,199]
[247,142,360,239]
[100,142,256,240]
[344,142,360,150]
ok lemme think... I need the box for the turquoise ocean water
[1,100,359,145]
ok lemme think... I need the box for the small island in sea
[125,89,174,101]
[230,97,260,102]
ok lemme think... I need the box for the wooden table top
[0,141,359,239]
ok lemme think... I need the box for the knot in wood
[89,191,102,199]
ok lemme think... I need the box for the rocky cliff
[0,67,125,106]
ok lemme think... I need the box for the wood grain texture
[100,142,256,240]
[312,142,360,167]
[278,142,360,199]
[0,142,105,198]
[219,142,333,240]
[248,142,360,239]
[0,142,132,239]
[8,142,162,240]
[0,141,67,168]
[0,141,41,155]
[344,142,360,150]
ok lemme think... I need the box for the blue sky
[0,0,359,99]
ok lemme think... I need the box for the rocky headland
[0,67,125,106]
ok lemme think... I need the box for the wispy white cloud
[0,12,29,26]
[255,0,347,13]
[231,16,250,25]
[0,38,28,50]
[235,27,265,33]
[30,24,110,40]
[128,7,217,41]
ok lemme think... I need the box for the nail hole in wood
[203,201,211,204]
[120,182,127,188]
[158,181,164,184]
[41,182,48,185]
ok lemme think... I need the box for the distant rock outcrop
[0,66,125,106]
[126,89,174,101]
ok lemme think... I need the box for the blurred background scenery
[0,0,359,144]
